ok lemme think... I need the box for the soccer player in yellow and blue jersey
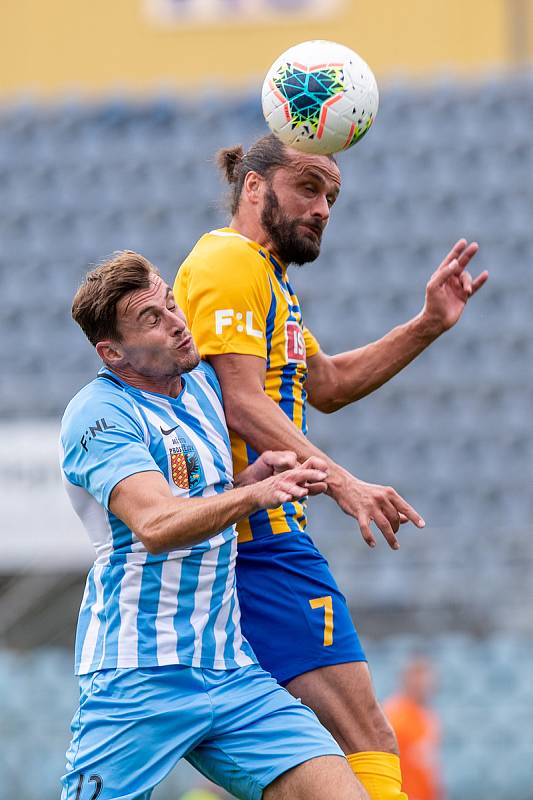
[175,134,487,800]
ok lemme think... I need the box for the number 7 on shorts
[309,595,334,646]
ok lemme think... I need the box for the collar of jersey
[97,366,187,402]
[216,227,287,279]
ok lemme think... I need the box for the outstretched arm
[209,352,425,550]
[110,465,327,555]
[306,239,489,413]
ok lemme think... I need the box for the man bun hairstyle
[72,250,159,347]
[217,133,290,216]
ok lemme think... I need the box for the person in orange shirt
[384,658,444,800]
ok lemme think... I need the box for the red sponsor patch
[285,321,306,363]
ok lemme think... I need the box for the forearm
[227,391,344,483]
[113,480,261,554]
[311,313,438,412]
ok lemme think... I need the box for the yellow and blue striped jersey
[174,227,320,542]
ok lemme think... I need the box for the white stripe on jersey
[117,552,148,665]
[79,564,106,673]
[213,537,237,664]
[155,557,183,666]
[190,549,220,667]
[231,584,254,667]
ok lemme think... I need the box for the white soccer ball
[261,40,379,155]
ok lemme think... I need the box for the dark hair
[72,250,159,346]
[216,133,290,215]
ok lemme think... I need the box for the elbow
[308,384,347,414]
[137,528,164,555]
[136,519,169,555]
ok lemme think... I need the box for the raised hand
[421,239,488,336]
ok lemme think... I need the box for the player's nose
[313,193,330,222]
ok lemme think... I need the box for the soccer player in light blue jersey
[60,251,368,800]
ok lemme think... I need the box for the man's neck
[104,365,183,398]
[229,215,284,265]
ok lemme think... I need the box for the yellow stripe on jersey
[175,228,320,542]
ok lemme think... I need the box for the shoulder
[179,229,271,289]
[61,375,143,444]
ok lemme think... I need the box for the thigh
[264,754,367,800]
[236,534,366,685]
[61,666,211,800]
[286,661,397,755]
[187,664,344,800]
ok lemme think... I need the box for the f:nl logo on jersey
[285,321,306,362]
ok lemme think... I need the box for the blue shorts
[236,532,366,686]
[60,662,343,800]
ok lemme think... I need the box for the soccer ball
[261,40,379,155]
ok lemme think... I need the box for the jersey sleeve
[61,391,161,510]
[175,239,272,360]
[303,325,320,358]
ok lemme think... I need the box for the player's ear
[96,340,124,367]
[243,171,264,205]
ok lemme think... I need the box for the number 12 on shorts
[309,595,334,646]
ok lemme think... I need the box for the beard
[260,186,323,266]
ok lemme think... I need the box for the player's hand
[328,468,425,549]
[234,449,297,485]
[420,239,488,336]
[253,466,329,510]
[235,451,328,492]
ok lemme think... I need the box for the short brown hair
[72,251,159,346]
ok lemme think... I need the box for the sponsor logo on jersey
[285,320,306,362]
[80,417,117,452]
[214,309,263,338]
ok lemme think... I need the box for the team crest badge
[170,445,201,490]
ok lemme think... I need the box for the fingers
[471,270,489,294]
[441,239,468,269]
[457,241,479,268]
[392,494,425,528]
[372,510,400,550]
[459,270,473,297]
[433,241,479,288]
[264,450,298,472]
[301,455,329,472]
[306,481,328,496]
[358,516,376,549]
[280,467,328,500]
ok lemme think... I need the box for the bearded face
[260,184,324,266]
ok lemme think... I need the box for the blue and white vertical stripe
[60,362,256,675]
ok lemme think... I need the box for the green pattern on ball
[273,64,345,131]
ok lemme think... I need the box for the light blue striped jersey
[60,362,256,675]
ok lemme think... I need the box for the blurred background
[1,1,533,798]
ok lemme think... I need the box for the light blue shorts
[61,662,343,800]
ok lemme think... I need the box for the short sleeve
[61,390,161,509]
[304,326,320,358]
[175,237,272,360]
